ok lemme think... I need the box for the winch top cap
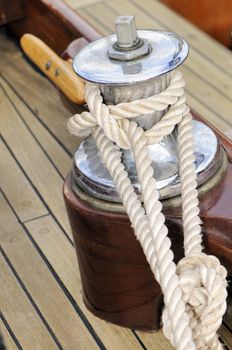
[73,18,189,86]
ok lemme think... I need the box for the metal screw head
[115,16,139,49]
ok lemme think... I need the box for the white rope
[67,70,227,350]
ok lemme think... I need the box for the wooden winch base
[63,124,232,331]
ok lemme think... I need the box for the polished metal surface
[71,149,227,212]
[73,30,189,85]
[73,121,222,202]
[100,72,171,105]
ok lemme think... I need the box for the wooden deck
[0,1,232,349]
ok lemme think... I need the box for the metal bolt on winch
[109,16,151,60]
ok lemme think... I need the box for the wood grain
[0,139,47,222]
[0,252,57,350]
[0,318,19,350]
[0,31,78,155]
[0,77,71,236]
[65,0,104,9]
[0,192,100,350]
[20,34,85,104]
[0,77,72,179]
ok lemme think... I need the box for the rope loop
[68,70,227,350]
[67,71,188,149]
[177,254,227,350]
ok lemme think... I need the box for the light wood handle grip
[20,34,85,105]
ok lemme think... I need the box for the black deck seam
[0,73,73,158]
[222,320,232,334]
[183,63,232,103]
[132,330,148,350]
[0,189,106,350]
[0,135,74,247]
[219,335,230,350]
[133,0,232,79]
[0,248,64,350]
[21,224,107,350]
[0,311,23,350]
[184,88,232,128]
[0,80,68,180]
[22,213,51,225]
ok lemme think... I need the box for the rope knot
[177,254,227,349]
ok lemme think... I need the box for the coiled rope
[68,70,227,350]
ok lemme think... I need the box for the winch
[63,16,229,350]
[71,16,221,203]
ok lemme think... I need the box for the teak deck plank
[0,192,100,350]
[0,76,71,237]
[0,318,19,350]
[68,0,103,9]
[0,77,72,180]
[0,139,48,223]
[0,32,78,155]
[0,250,58,350]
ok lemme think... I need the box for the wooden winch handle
[20,34,85,105]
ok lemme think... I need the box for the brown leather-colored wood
[63,121,232,331]
[64,174,164,331]
[7,0,100,54]
[161,0,232,48]
[0,0,25,25]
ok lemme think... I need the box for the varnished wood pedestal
[63,137,232,330]
[64,174,163,331]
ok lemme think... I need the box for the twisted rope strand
[67,70,227,350]
[178,113,202,257]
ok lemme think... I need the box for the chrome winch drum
[72,16,221,203]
